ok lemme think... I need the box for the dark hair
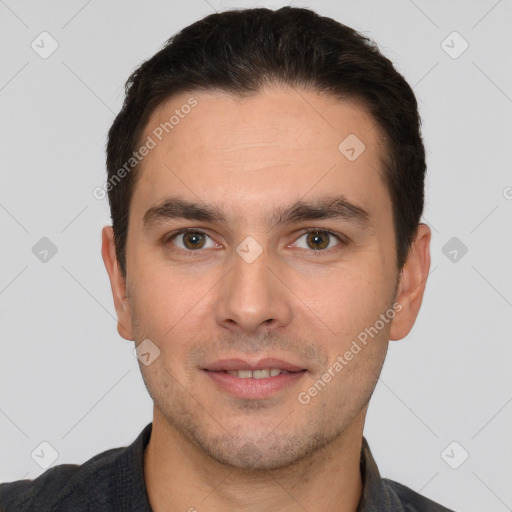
[106,6,425,277]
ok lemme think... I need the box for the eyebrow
[142,195,371,231]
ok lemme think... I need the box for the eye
[165,228,345,256]
[292,229,342,252]
[168,229,219,252]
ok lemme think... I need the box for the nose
[214,245,293,335]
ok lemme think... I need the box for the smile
[202,359,307,399]
[224,369,291,378]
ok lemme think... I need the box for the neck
[144,407,365,512]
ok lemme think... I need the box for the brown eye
[182,232,206,250]
[306,231,330,250]
[293,230,341,252]
[170,230,217,252]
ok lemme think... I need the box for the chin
[181,421,336,471]
[202,437,315,471]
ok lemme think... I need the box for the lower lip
[203,370,307,399]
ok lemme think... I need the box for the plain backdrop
[0,1,511,511]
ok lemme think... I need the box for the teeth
[226,368,287,378]
[253,369,270,379]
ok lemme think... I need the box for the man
[0,6,456,512]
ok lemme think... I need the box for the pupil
[185,232,204,249]
[308,231,328,250]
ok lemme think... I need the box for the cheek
[128,263,215,362]
[130,252,200,305]
[296,260,390,338]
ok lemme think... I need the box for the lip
[203,357,305,372]
[202,357,307,399]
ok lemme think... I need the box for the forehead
[131,86,390,227]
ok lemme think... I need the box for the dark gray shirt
[0,423,456,511]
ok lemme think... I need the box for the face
[103,85,430,470]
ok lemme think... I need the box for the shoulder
[0,446,125,512]
[383,478,458,512]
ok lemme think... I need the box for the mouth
[202,357,308,399]
[219,368,296,378]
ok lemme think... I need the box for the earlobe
[389,223,431,341]
[101,226,134,341]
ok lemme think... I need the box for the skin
[102,85,431,512]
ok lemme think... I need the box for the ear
[389,223,431,341]
[101,225,134,341]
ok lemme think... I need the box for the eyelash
[164,228,346,257]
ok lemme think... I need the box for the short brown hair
[106,6,426,276]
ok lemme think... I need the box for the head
[102,7,430,470]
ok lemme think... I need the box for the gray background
[1,0,511,510]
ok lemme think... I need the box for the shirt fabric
[0,423,456,511]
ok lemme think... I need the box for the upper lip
[203,357,306,372]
